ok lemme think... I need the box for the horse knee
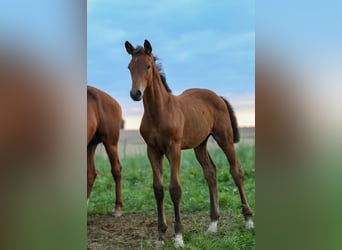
[111,163,122,180]
[153,182,164,199]
[87,168,97,182]
[169,183,182,201]
[87,171,97,198]
[203,167,216,183]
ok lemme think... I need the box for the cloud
[87,24,127,48]
[216,32,255,50]
[159,30,254,64]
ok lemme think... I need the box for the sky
[87,0,255,130]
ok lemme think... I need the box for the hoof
[153,240,164,249]
[174,234,184,248]
[207,221,218,233]
[112,210,122,217]
[245,218,254,229]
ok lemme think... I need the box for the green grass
[88,144,255,249]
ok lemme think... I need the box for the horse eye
[147,65,151,70]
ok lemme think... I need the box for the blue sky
[88,0,255,129]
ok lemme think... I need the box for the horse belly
[178,92,215,149]
[181,119,212,149]
[181,130,210,149]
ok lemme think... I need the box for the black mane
[154,56,172,93]
[134,46,172,93]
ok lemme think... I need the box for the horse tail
[220,97,240,143]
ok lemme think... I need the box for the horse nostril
[130,90,142,101]
[130,90,135,100]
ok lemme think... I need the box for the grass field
[88,135,255,249]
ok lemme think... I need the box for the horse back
[178,88,228,121]
[176,88,230,148]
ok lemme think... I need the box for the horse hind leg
[214,132,254,229]
[87,143,98,204]
[194,139,220,233]
[104,141,123,217]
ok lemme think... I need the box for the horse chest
[140,124,180,152]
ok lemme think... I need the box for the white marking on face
[174,234,184,248]
[139,86,145,98]
[245,218,254,229]
[207,221,218,233]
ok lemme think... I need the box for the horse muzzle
[130,89,142,101]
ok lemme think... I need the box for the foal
[87,85,123,217]
[125,40,253,247]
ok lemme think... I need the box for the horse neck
[143,65,170,117]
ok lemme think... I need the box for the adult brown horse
[87,85,123,217]
[125,40,254,247]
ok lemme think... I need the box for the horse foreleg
[147,146,167,243]
[166,144,184,248]
[104,142,123,217]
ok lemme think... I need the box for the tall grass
[88,144,255,249]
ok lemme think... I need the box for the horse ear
[125,41,135,55]
[144,40,152,55]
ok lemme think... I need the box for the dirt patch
[88,212,157,250]
[87,211,234,249]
